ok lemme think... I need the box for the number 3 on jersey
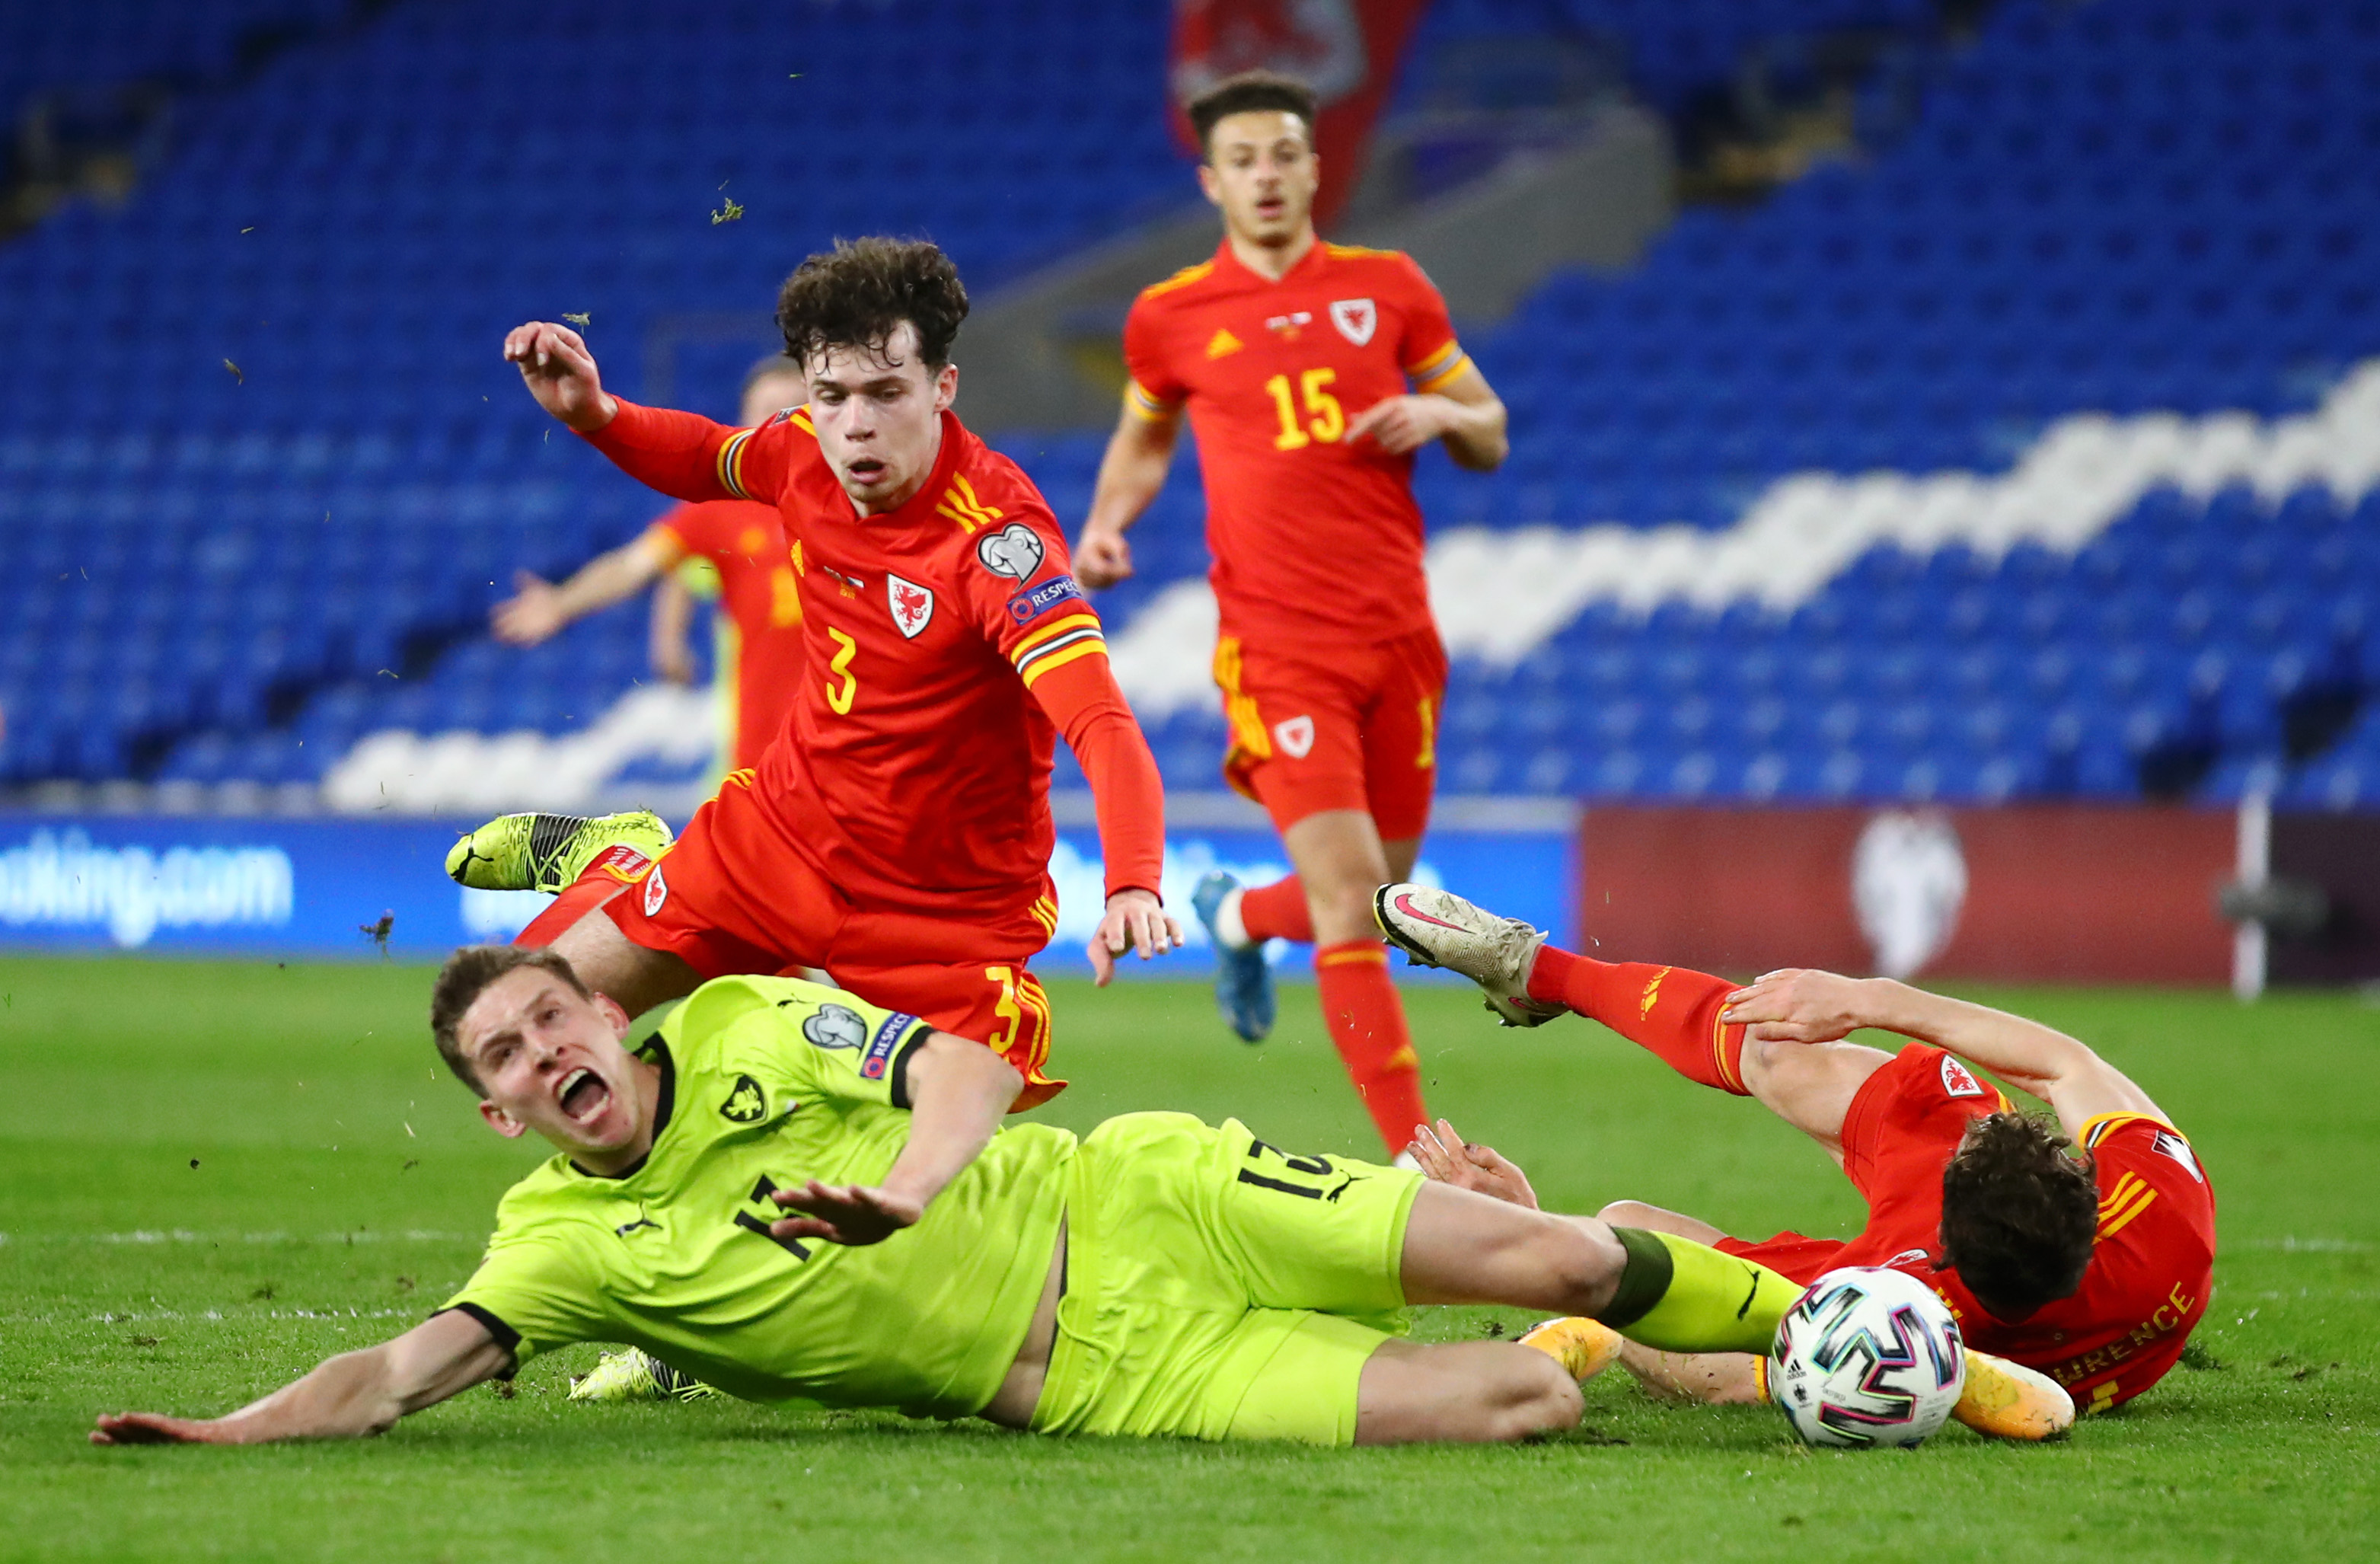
[1265,369,1344,450]
[824,627,858,714]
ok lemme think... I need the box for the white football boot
[1371,883,1568,1028]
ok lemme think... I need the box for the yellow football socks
[1601,1227,1795,1355]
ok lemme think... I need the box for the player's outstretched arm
[91,1309,510,1446]
[503,325,782,506]
[1075,398,1179,589]
[492,536,673,646]
[770,1033,1023,1246]
[504,321,618,432]
[1721,970,2167,1138]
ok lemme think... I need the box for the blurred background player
[477,238,1180,1107]
[1379,882,2213,1422]
[489,355,809,780]
[1074,72,1508,1158]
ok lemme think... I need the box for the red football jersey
[1122,239,1472,649]
[587,401,1163,921]
[1728,1045,2217,1412]
[646,500,802,771]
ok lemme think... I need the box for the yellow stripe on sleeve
[1410,347,1472,394]
[1012,611,1104,658]
[1016,638,1107,688]
[2079,1111,2176,1151]
[1125,381,1180,423]
[714,427,756,500]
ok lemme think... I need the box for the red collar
[1212,232,1329,289]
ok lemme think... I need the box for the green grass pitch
[4,957,2375,1562]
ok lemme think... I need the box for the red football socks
[510,851,645,948]
[1527,946,1751,1096]
[1314,939,1428,1154]
[1238,875,1315,944]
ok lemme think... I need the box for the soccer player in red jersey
[1075,72,1509,1157]
[490,356,807,773]
[494,240,1180,1108]
[1380,883,2216,1422]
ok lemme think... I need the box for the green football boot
[445,809,673,894]
[566,1349,719,1404]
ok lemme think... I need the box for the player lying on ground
[1076,72,1509,1155]
[1377,883,2216,1420]
[480,238,1180,1116]
[488,354,809,776]
[96,945,1822,1449]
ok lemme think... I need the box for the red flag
[1169,0,1433,230]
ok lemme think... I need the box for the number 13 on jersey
[1265,369,1344,450]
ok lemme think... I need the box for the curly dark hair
[774,237,968,373]
[429,944,590,1097]
[1185,70,1318,158]
[1937,1111,2100,1315]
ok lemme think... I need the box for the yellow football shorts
[1029,1112,1423,1446]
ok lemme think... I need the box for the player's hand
[1407,1119,1540,1211]
[503,321,617,432]
[491,571,568,645]
[1721,969,1873,1044]
[1345,394,1461,455]
[1087,888,1182,987]
[769,1179,923,1246]
[1074,523,1134,589]
[90,1411,239,1446]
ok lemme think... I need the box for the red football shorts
[1714,1045,2005,1282]
[1213,626,1448,839]
[604,774,1065,1109]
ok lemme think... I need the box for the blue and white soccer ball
[1768,1266,1966,1448]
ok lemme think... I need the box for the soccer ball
[1768,1266,1966,1448]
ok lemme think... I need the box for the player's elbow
[1447,402,1508,471]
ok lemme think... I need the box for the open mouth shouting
[557,1065,612,1126]
[844,455,889,487]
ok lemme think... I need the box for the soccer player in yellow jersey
[93,946,1809,1449]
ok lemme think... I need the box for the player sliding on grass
[461,239,1180,1116]
[1377,882,2216,1422]
[97,945,1820,1449]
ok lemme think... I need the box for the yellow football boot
[1516,1316,1626,1384]
[446,809,672,894]
[566,1348,719,1404]
[1949,1349,2075,1440]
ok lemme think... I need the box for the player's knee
[1597,1199,1662,1227]
[1302,875,1380,940]
[1491,1351,1584,1441]
[1540,1216,1627,1315]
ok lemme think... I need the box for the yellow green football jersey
[442,975,1074,1418]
